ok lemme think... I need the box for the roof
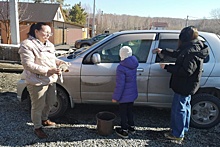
[0,2,60,22]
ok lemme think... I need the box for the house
[150,22,168,30]
[0,2,84,45]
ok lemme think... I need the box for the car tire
[191,93,220,129]
[21,86,69,119]
[49,86,70,119]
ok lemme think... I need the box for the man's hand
[160,63,166,69]
[152,48,162,54]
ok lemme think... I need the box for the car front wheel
[191,93,220,129]
[21,86,69,119]
[49,86,69,119]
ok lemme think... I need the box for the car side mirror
[92,53,101,64]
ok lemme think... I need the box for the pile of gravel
[1,93,220,147]
[0,72,220,146]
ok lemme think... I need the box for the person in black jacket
[152,26,209,141]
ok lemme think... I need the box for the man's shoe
[34,127,48,139]
[42,120,56,127]
[128,126,136,134]
[115,127,128,139]
[164,132,184,141]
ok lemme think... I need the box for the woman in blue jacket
[112,46,139,139]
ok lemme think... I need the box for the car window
[99,35,108,40]
[83,33,156,64]
[156,39,179,63]
[97,39,152,63]
[156,37,209,63]
[94,34,108,41]
[93,36,99,41]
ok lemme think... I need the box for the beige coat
[19,36,63,86]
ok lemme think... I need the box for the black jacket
[162,39,209,96]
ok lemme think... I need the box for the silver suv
[17,30,220,129]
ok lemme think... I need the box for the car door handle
[137,68,144,72]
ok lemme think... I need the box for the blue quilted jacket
[112,56,139,103]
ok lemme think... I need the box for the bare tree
[68,2,220,35]
[18,3,32,22]
[0,1,30,43]
[211,8,220,21]
[213,9,220,17]
[95,9,104,34]
[0,1,10,43]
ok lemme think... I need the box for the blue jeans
[171,93,191,138]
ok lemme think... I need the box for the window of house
[58,12,62,19]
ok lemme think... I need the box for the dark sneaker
[164,132,184,141]
[34,127,48,139]
[128,126,136,134]
[42,120,56,127]
[115,128,128,139]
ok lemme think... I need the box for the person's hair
[178,26,198,47]
[27,22,47,38]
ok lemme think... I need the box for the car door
[148,33,213,107]
[80,33,156,104]
[148,33,179,107]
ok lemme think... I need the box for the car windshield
[67,34,112,59]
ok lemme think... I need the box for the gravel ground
[0,71,220,147]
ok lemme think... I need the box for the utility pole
[87,15,90,38]
[185,15,189,27]
[101,11,103,33]
[92,0,95,37]
[9,0,20,45]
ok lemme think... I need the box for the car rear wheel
[21,86,69,119]
[191,93,220,129]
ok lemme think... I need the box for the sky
[65,0,220,19]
